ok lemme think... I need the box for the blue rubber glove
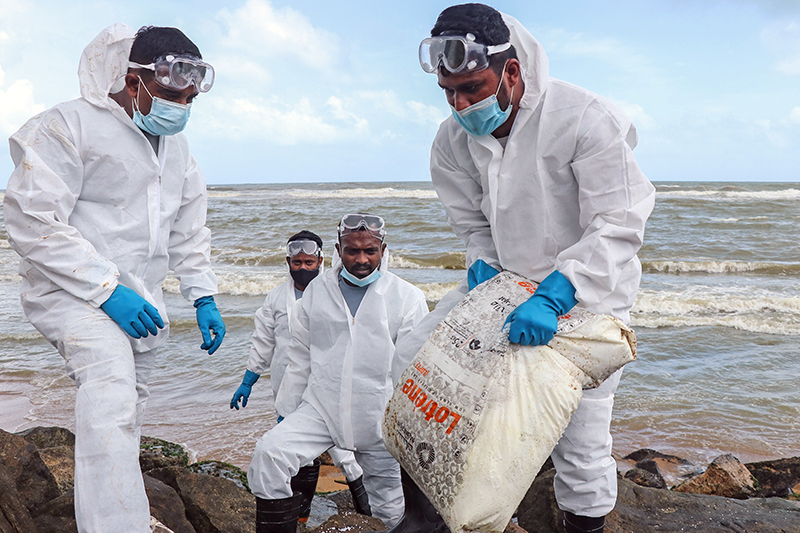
[194,296,226,355]
[505,271,578,346]
[468,259,501,290]
[100,284,164,339]
[230,370,260,410]
[277,416,284,423]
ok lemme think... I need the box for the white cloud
[614,100,657,131]
[0,66,45,136]
[760,21,800,75]
[788,107,800,124]
[350,91,447,127]
[216,0,339,73]
[194,94,368,145]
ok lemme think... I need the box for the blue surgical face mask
[341,265,382,287]
[133,77,191,136]
[450,62,514,137]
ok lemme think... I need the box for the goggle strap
[486,42,511,56]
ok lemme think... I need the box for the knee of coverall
[328,447,363,482]
[62,315,141,450]
[355,447,404,527]
[248,406,334,500]
[551,369,623,517]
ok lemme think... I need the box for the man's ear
[381,242,387,254]
[124,73,140,99]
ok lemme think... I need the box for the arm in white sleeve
[274,298,312,417]
[168,154,217,302]
[555,100,656,308]
[2,111,118,307]
[430,132,500,271]
[246,294,277,376]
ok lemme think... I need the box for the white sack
[382,271,636,532]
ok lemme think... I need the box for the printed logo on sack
[402,378,462,434]
[469,338,481,350]
[517,281,537,295]
[416,442,436,469]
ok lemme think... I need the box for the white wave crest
[162,271,286,296]
[644,260,795,274]
[288,187,438,200]
[0,332,45,341]
[416,282,459,303]
[0,240,12,249]
[657,189,800,201]
[632,289,800,335]
[207,191,243,198]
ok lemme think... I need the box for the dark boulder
[0,428,60,512]
[624,465,667,489]
[310,510,387,532]
[188,460,249,491]
[518,467,800,533]
[140,436,190,472]
[147,466,256,533]
[746,456,800,497]
[145,474,197,533]
[30,491,78,533]
[16,426,75,449]
[0,464,36,533]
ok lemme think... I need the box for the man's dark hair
[431,3,517,77]
[288,230,323,249]
[129,26,202,65]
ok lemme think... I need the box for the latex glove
[277,416,284,423]
[100,284,164,339]
[194,296,226,355]
[468,259,501,290]
[505,270,578,346]
[230,370,260,410]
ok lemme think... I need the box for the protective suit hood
[78,23,135,110]
[501,13,549,112]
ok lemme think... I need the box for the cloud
[352,91,447,127]
[614,101,657,131]
[760,21,800,75]
[194,94,368,145]
[0,66,45,136]
[788,107,800,124]
[216,0,340,73]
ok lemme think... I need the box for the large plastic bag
[383,271,636,532]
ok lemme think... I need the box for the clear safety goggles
[419,33,511,74]
[338,213,386,240]
[286,239,321,257]
[130,54,215,93]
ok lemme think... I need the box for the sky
[0,0,799,186]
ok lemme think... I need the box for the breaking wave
[643,260,800,276]
[287,187,438,200]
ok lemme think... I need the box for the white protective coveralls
[247,274,363,481]
[393,14,655,518]
[248,252,428,526]
[3,24,218,533]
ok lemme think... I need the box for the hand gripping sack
[382,271,636,532]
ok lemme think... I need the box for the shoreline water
[1,180,799,473]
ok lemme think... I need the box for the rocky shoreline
[1,426,799,532]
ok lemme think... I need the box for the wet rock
[147,466,255,533]
[31,491,77,533]
[746,456,800,497]
[37,445,75,494]
[518,467,800,533]
[188,460,249,491]
[141,436,190,472]
[623,448,691,465]
[675,454,757,499]
[624,465,666,489]
[145,474,197,533]
[504,520,527,533]
[318,451,334,466]
[0,428,60,512]
[0,464,36,533]
[16,426,75,449]
[310,510,387,532]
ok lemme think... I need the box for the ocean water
[1,181,798,470]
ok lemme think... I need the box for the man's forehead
[341,232,382,247]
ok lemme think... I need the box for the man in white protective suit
[229,230,372,522]
[247,214,429,532]
[387,5,656,533]
[3,24,225,533]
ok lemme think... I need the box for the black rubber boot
[290,458,321,523]
[347,475,372,516]
[255,493,303,533]
[563,511,605,533]
[367,468,450,533]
